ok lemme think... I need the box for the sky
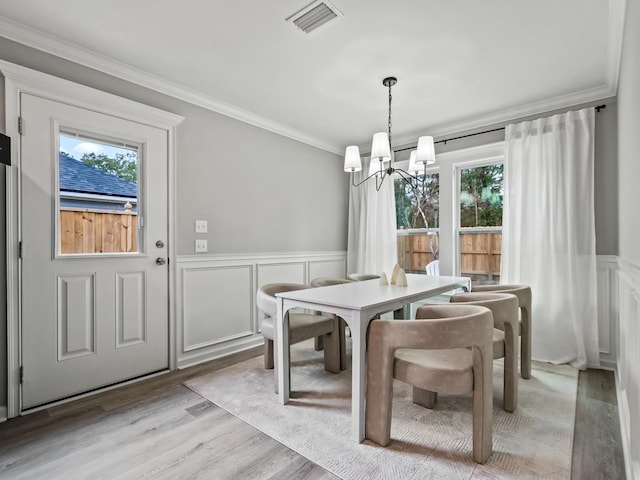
[59,134,138,161]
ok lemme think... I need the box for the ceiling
[0,0,625,154]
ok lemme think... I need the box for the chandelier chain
[387,82,393,152]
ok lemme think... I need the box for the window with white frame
[395,142,504,283]
[457,163,503,284]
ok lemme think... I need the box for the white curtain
[347,158,398,276]
[501,108,599,369]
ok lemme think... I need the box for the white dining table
[275,273,471,442]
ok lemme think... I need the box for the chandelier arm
[394,168,427,196]
[395,168,425,184]
[375,169,389,191]
[351,170,384,188]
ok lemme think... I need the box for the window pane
[397,230,439,274]
[58,132,139,255]
[396,173,439,274]
[459,164,503,227]
[395,173,439,230]
[458,164,503,285]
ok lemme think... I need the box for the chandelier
[343,76,436,191]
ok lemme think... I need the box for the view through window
[458,163,503,284]
[395,173,440,273]
[58,131,139,254]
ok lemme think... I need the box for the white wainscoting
[175,251,347,368]
[616,258,640,480]
[597,255,620,369]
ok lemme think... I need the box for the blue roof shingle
[59,152,137,198]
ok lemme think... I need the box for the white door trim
[1,59,184,418]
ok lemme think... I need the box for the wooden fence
[60,209,137,254]
[398,229,501,282]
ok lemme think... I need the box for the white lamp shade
[407,150,421,175]
[370,132,391,163]
[368,158,385,177]
[416,136,436,165]
[343,145,362,172]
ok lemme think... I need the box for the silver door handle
[156,257,167,265]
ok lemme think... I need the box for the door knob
[156,257,167,265]
[156,240,165,248]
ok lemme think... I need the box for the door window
[58,131,140,255]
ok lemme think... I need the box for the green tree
[395,174,440,258]
[80,152,138,183]
[459,164,503,227]
[394,174,439,230]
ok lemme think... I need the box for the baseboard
[598,358,617,371]
[177,335,264,369]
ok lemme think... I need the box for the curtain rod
[394,104,606,153]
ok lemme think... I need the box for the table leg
[350,311,367,442]
[276,298,290,404]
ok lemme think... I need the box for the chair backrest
[347,273,380,281]
[256,283,309,318]
[471,284,531,309]
[371,304,494,351]
[310,277,354,287]
[448,292,518,329]
[425,260,440,276]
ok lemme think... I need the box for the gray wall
[618,0,640,266]
[0,37,349,413]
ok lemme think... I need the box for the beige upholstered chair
[309,277,354,370]
[365,304,494,464]
[256,283,341,390]
[472,284,532,379]
[347,273,380,282]
[448,292,520,412]
[310,277,354,287]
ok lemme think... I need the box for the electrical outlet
[195,239,208,253]
[195,219,208,233]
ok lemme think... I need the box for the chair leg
[503,322,518,412]
[264,339,274,369]
[520,307,531,379]
[339,318,347,371]
[323,326,341,374]
[472,347,493,464]
[365,337,395,447]
[314,335,324,351]
[412,387,437,408]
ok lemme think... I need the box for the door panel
[20,93,169,409]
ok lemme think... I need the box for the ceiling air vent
[286,1,342,34]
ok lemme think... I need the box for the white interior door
[20,93,169,409]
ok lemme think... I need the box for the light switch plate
[195,219,208,233]
[195,239,208,253]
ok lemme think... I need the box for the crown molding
[0,0,625,157]
[607,0,627,92]
[390,84,616,150]
[0,16,343,155]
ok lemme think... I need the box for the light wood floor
[0,348,626,480]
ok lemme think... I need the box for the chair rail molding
[175,251,347,368]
